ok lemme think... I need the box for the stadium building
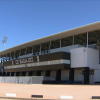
[0,22,100,84]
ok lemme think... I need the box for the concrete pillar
[69,68,74,83]
[56,69,61,83]
[84,67,89,84]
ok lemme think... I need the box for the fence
[0,76,45,84]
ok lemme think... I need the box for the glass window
[41,42,50,51]
[20,48,26,56]
[51,39,60,49]
[15,50,20,59]
[3,54,7,62]
[11,52,15,60]
[74,33,87,46]
[7,53,10,61]
[33,45,40,53]
[61,36,73,47]
[88,30,100,45]
[26,47,33,54]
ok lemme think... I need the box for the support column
[84,67,89,84]
[45,70,50,77]
[69,68,74,83]
[56,69,61,83]
[37,71,41,76]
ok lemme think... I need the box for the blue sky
[0,0,100,51]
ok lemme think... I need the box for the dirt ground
[0,83,100,100]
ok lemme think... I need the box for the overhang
[0,21,100,55]
[4,64,70,72]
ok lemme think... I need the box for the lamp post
[2,36,8,50]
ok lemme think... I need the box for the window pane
[74,33,87,46]
[20,48,26,56]
[88,30,100,45]
[33,45,40,53]
[15,50,20,59]
[61,36,73,47]
[26,47,33,54]
[51,39,60,49]
[41,42,50,51]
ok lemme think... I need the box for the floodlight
[2,35,8,50]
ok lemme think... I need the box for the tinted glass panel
[61,36,73,47]
[51,39,60,49]
[33,45,40,53]
[88,30,100,45]
[74,33,87,46]
[41,42,50,51]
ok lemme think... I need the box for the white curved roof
[0,21,100,55]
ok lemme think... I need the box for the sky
[0,0,100,51]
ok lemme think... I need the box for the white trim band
[4,59,70,69]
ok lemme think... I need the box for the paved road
[0,83,100,100]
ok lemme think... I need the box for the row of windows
[1,30,100,60]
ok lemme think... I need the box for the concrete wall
[70,47,99,69]
[61,70,69,80]
[94,69,100,82]
[70,47,85,68]
[50,71,56,77]
[86,48,99,69]
[70,47,100,83]
[74,69,83,83]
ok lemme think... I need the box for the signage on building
[82,70,94,75]
[12,57,33,65]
